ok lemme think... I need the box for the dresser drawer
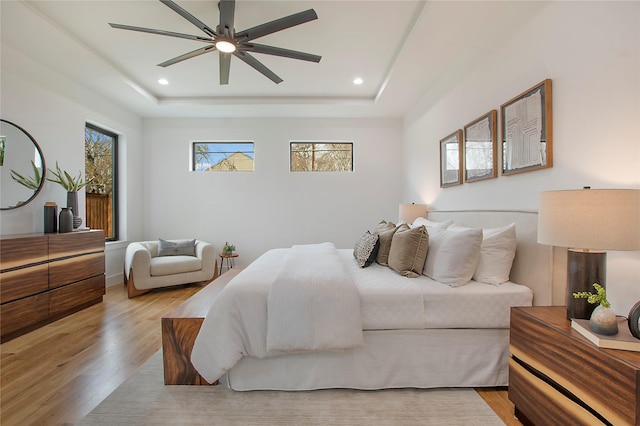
[0,235,48,271]
[48,230,104,260]
[0,263,49,304]
[49,252,105,289]
[49,275,105,316]
[1,293,49,336]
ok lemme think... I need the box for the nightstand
[509,306,640,426]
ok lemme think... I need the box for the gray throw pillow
[375,223,399,266]
[353,231,380,268]
[157,239,196,257]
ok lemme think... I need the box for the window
[85,123,118,241]
[193,142,254,171]
[290,142,353,172]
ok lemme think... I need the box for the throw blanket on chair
[266,243,364,352]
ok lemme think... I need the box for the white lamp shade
[538,189,640,251]
[399,203,428,225]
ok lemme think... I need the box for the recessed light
[353,77,364,85]
[158,78,169,85]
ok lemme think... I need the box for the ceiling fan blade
[244,43,321,63]
[218,0,235,36]
[233,51,283,84]
[220,52,231,85]
[109,23,213,43]
[160,0,217,38]
[158,45,216,67]
[235,9,318,42]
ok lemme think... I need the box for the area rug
[81,351,504,425]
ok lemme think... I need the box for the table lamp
[538,188,640,319]
[399,203,428,225]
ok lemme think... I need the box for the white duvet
[191,243,363,384]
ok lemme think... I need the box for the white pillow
[411,217,453,229]
[423,227,482,287]
[473,223,517,285]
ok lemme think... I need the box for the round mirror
[0,119,46,210]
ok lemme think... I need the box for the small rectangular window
[85,123,118,241]
[290,142,353,172]
[193,142,254,171]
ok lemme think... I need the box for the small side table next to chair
[219,253,238,273]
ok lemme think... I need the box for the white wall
[0,43,145,285]
[142,117,403,265]
[403,1,640,314]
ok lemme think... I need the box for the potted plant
[573,283,618,335]
[47,162,92,229]
[222,242,236,255]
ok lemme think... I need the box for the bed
[161,210,552,389]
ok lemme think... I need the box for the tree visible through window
[290,142,353,172]
[85,124,118,241]
[193,142,254,171]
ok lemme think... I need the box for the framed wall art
[463,110,497,183]
[500,79,552,175]
[440,130,463,187]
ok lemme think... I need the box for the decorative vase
[66,191,82,229]
[44,202,58,233]
[589,305,619,336]
[226,250,233,255]
[59,207,73,233]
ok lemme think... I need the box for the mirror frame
[1,119,47,210]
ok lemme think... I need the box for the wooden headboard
[427,210,552,306]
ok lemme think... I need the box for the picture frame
[500,79,552,175]
[463,110,497,183]
[440,130,463,187]
[629,301,640,339]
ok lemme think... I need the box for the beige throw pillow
[374,221,397,266]
[388,224,429,278]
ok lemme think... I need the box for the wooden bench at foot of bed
[161,267,243,385]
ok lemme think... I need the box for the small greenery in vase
[573,283,618,335]
[10,160,42,190]
[223,242,236,255]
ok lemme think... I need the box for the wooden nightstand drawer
[509,358,604,425]
[49,252,105,289]
[49,275,105,317]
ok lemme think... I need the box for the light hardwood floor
[1,283,522,425]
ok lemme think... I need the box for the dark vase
[59,207,73,233]
[66,191,82,229]
[44,203,58,233]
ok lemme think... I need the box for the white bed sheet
[339,250,533,329]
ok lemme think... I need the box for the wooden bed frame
[161,210,554,385]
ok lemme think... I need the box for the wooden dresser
[509,306,640,426]
[0,230,105,342]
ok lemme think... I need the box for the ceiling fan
[109,0,321,85]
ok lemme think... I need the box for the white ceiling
[1,1,547,119]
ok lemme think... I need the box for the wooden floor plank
[0,281,520,425]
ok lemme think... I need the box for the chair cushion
[150,256,202,276]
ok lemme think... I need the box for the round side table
[219,253,238,273]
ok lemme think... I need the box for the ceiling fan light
[216,40,236,53]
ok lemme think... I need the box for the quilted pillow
[473,223,517,285]
[157,239,196,257]
[423,227,482,287]
[353,231,380,268]
[388,224,429,278]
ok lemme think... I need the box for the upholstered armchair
[124,239,218,298]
